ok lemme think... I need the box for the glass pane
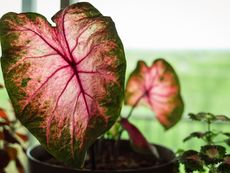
[79,0,230,113]
[70,0,78,4]
[79,0,230,50]
[36,0,60,24]
[0,0,229,155]
[0,0,22,16]
[22,0,36,12]
[77,0,230,149]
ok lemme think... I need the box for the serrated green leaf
[188,112,215,122]
[225,139,230,146]
[217,155,230,173]
[183,132,205,142]
[183,131,217,143]
[200,145,226,164]
[215,115,230,122]
[222,132,230,137]
[223,154,230,163]
[180,150,204,172]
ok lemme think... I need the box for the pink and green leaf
[0,2,126,167]
[120,118,159,159]
[125,59,183,129]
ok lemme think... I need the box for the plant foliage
[125,59,184,129]
[0,1,184,170]
[0,2,126,167]
[180,112,230,173]
[0,84,28,173]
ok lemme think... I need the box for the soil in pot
[28,139,178,173]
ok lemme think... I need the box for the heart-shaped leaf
[125,59,183,129]
[0,2,126,167]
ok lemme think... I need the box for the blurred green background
[1,49,230,152]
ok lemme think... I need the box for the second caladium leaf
[0,2,126,167]
[125,59,183,129]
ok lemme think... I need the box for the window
[76,0,230,115]
[0,0,21,15]
[79,0,230,149]
[79,0,230,50]
[0,0,229,153]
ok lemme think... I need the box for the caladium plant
[117,58,184,160]
[125,59,184,129]
[0,2,126,167]
[0,1,184,170]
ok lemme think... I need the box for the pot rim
[27,142,177,172]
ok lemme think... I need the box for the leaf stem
[207,120,212,144]
[117,92,146,140]
[126,92,146,120]
[208,121,211,133]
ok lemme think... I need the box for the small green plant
[0,84,28,173]
[179,112,230,173]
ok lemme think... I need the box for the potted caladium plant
[0,2,184,173]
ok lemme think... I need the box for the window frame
[21,0,77,12]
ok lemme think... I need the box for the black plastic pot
[27,140,178,173]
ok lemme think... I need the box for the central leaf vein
[46,73,75,143]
